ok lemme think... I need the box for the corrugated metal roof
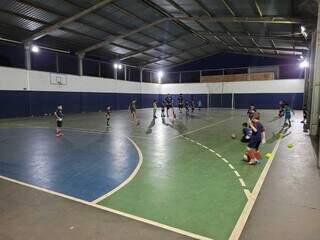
[0,0,315,68]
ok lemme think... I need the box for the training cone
[265,153,272,159]
[287,144,294,148]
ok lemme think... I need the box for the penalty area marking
[91,137,143,203]
[228,138,282,240]
[171,117,233,140]
[0,175,214,240]
[184,137,249,198]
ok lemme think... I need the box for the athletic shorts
[130,109,136,114]
[178,104,183,108]
[57,120,62,128]
[248,139,261,150]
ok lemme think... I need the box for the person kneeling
[241,122,252,143]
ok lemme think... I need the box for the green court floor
[0,108,284,240]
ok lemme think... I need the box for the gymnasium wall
[0,66,304,118]
[0,66,161,118]
[161,79,304,110]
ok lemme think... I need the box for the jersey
[129,101,136,112]
[165,96,172,106]
[55,109,64,121]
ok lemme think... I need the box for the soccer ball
[231,134,236,139]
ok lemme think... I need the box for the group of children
[54,99,295,167]
[241,100,295,165]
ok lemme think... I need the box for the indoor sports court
[0,1,320,240]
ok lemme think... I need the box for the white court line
[92,137,143,203]
[239,178,246,187]
[228,164,235,170]
[63,127,151,140]
[0,175,213,240]
[228,138,282,240]
[185,137,248,199]
[234,171,240,177]
[244,189,251,200]
[170,117,233,140]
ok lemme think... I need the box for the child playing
[178,94,184,113]
[129,99,139,125]
[283,103,294,127]
[161,100,165,118]
[54,104,64,137]
[278,100,285,118]
[152,99,157,118]
[247,104,256,120]
[241,122,252,142]
[105,105,111,127]
[243,112,266,165]
[185,99,190,114]
[191,96,195,113]
[198,99,202,111]
[301,104,307,124]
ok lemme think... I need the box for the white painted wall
[0,67,160,94]
[0,66,304,94]
[161,79,304,94]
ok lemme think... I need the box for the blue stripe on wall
[0,90,303,118]
[234,93,303,110]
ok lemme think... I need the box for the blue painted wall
[0,90,303,118]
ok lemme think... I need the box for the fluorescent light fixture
[31,45,39,53]
[301,26,308,38]
[157,71,164,82]
[113,63,122,70]
[299,59,309,68]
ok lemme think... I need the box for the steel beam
[77,18,169,55]
[177,16,306,24]
[24,0,115,42]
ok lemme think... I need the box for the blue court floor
[0,128,139,201]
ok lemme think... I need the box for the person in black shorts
[165,94,173,117]
[161,99,165,118]
[178,94,184,113]
[191,96,195,113]
[129,99,139,125]
[185,99,190,115]
[105,105,111,127]
[54,104,64,137]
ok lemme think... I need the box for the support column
[140,67,143,82]
[310,4,320,136]
[124,65,127,81]
[56,53,59,73]
[24,43,31,70]
[98,62,101,77]
[306,32,317,130]
[78,53,84,76]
